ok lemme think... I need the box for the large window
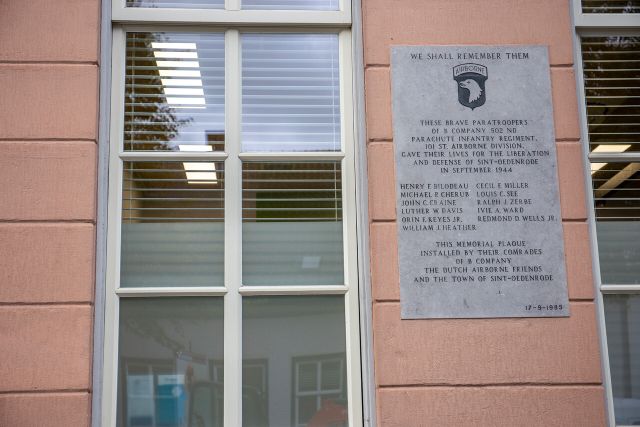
[575,1,640,425]
[104,2,361,426]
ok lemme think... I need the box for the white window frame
[102,3,364,426]
[573,1,640,29]
[572,1,640,426]
[111,0,351,25]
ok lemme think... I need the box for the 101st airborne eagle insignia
[453,63,488,110]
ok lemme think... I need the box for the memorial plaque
[391,46,570,318]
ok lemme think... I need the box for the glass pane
[126,0,224,9]
[581,36,640,154]
[121,161,224,287]
[243,362,268,396]
[242,0,338,10]
[242,296,348,427]
[582,0,640,13]
[117,298,224,427]
[592,162,640,284]
[242,162,344,286]
[604,294,640,425]
[242,34,341,152]
[320,360,342,390]
[298,363,318,392]
[297,396,318,426]
[125,33,225,152]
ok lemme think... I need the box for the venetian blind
[583,36,640,285]
[582,0,640,13]
[120,161,225,287]
[242,162,344,286]
[125,32,225,152]
[241,34,341,152]
[582,36,640,154]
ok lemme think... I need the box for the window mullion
[238,152,345,161]
[576,14,640,30]
[338,28,364,427]
[602,285,640,293]
[226,0,240,11]
[224,28,243,427]
[116,287,228,296]
[589,153,640,163]
[104,26,128,427]
[239,285,349,295]
[120,152,229,161]
[112,9,351,26]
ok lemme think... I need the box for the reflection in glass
[592,161,640,284]
[127,0,224,9]
[242,162,344,286]
[605,295,640,425]
[582,0,639,13]
[242,0,338,10]
[117,298,224,427]
[121,161,224,287]
[242,296,347,427]
[125,33,225,152]
[293,356,345,427]
[581,36,640,155]
[242,34,341,152]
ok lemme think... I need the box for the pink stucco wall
[363,0,607,425]
[0,0,607,425]
[0,1,99,426]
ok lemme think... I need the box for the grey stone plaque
[391,45,570,319]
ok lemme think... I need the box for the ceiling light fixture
[153,42,206,108]
[183,162,217,184]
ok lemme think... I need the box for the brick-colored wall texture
[0,0,607,425]
[363,0,607,425]
[0,1,99,426]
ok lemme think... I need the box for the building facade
[0,0,638,426]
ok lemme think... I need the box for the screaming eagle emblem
[453,63,488,110]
